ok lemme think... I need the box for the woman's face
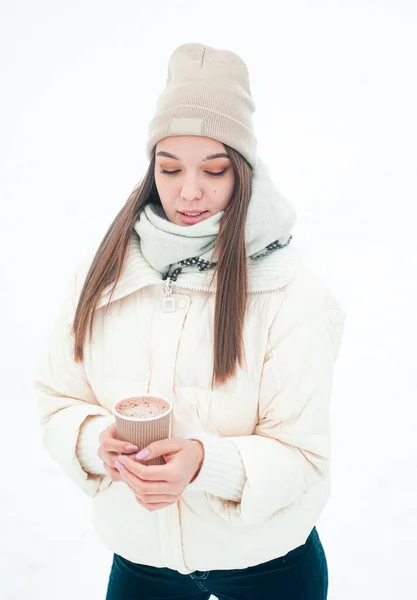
[154,136,236,226]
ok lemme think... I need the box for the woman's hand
[97,424,139,482]
[114,437,204,511]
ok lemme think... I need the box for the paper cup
[112,395,172,466]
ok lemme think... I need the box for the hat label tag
[169,118,203,134]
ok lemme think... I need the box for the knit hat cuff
[147,105,258,167]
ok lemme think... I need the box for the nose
[180,173,203,202]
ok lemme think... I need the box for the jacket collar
[96,233,303,309]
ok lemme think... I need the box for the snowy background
[1,1,416,598]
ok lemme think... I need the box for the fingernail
[118,455,126,464]
[115,460,122,471]
[125,444,139,452]
[136,448,150,460]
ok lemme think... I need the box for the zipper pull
[164,277,173,296]
[162,277,176,312]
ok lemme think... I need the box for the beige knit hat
[146,43,257,168]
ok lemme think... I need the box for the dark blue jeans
[105,527,328,600]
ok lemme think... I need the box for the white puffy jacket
[35,230,345,574]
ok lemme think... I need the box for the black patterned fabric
[164,235,293,282]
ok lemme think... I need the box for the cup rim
[112,394,172,422]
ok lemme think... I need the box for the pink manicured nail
[125,444,139,452]
[118,455,127,464]
[136,448,150,460]
[115,460,122,471]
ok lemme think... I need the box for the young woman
[35,43,345,600]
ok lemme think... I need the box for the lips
[179,211,206,216]
[177,210,209,225]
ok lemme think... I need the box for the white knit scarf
[133,157,296,277]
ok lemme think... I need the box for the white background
[1,1,416,598]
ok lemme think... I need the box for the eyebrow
[156,151,230,162]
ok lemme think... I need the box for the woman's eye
[160,168,180,175]
[159,168,228,177]
[207,169,227,177]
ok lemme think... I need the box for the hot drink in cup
[112,395,172,466]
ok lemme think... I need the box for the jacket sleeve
[34,267,113,497]
[190,286,346,526]
[184,433,247,501]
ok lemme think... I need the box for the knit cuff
[77,415,115,476]
[184,432,247,502]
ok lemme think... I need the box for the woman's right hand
[98,424,139,482]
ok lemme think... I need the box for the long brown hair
[72,144,252,387]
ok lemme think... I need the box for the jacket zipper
[164,276,173,297]
[162,276,177,312]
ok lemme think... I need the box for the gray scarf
[134,157,296,278]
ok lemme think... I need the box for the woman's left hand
[114,437,204,512]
